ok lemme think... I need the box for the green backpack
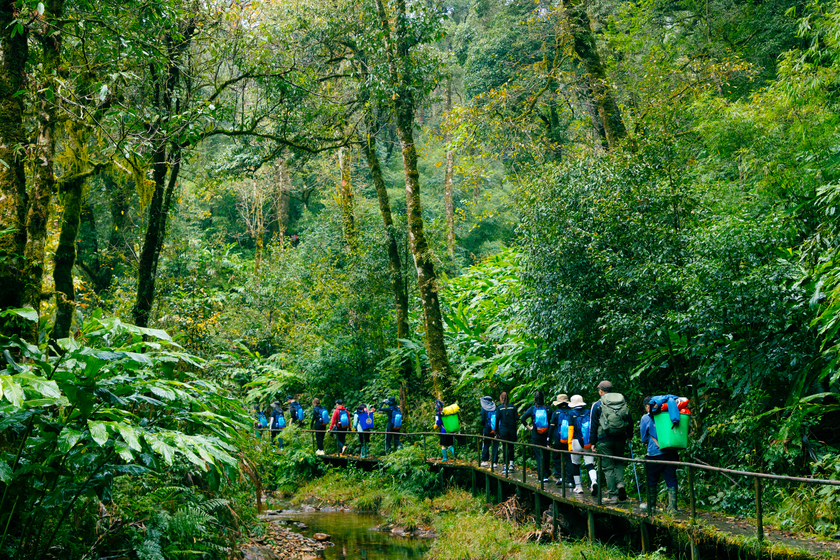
[599,393,630,436]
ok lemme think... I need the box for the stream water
[280,510,431,559]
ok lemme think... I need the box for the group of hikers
[253,380,685,512]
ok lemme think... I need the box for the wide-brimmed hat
[569,395,586,408]
[552,394,570,406]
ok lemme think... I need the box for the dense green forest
[2,0,840,556]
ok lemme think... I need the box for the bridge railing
[287,427,840,543]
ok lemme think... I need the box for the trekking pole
[629,445,642,500]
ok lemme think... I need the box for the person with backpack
[549,394,574,488]
[590,380,633,504]
[329,399,351,455]
[252,404,269,439]
[497,391,519,475]
[434,400,459,462]
[479,396,499,467]
[381,396,403,453]
[310,398,330,455]
[352,404,375,458]
[269,400,286,450]
[568,395,598,495]
[520,391,553,482]
[640,396,680,513]
[287,395,305,426]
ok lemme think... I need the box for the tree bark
[0,0,29,334]
[566,0,626,149]
[273,159,291,238]
[443,78,456,257]
[52,176,84,340]
[360,110,409,341]
[336,145,357,250]
[132,145,181,328]
[375,0,453,396]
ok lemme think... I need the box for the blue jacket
[639,414,663,457]
[648,394,681,425]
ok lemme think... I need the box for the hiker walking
[381,396,403,453]
[353,403,375,458]
[549,394,575,488]
[269,400,286,450]
[329,399,351,455]
[497,391,519,475]
[480,395,499,467]
[590,380,633,504]
[252,404,269,439]
[287,395,305,426]
[520,391,553,482]
[311,398,329,455]
[568,395,598,495]
[435,400,460,462]
[640,396,681,513]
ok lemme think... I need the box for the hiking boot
[574,486,584,494]
[340,446,347,456]
[608,496,619,505]
[668,488,678,514]
[590,483,598,497]
[315,449,325,456]
[481,461,490,467]
[618,486,627,501]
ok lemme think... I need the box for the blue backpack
[257,412,268,429]
[294,402,305,422]
[338,408,349,428]
[319,407,330,425]
[557,415,570,443]
[575,410,592,448]
[392,410,403,429]
[272,412,286,430]
[488,410,497,434]
[358,411,374,431]
[534,406,549,434]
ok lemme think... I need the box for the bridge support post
[471,469,476,497]
[485,472,491,502]
[689,536,699,560]
[755,477,764,542]
[640,522,650,553]
[688,465,696,524]
[496,476,503,503]
[534,491,540,527]
[552,500,558,540]
[587,510,595,543]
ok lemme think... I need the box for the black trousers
[481,432,499,462]
[315,429,325,451]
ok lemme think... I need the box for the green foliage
[0,313,246,559]
[379,444,442,495]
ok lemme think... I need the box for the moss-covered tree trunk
[443,78,456,257]
[336,145,357,250]
[361,111,409,341]
[376,0,453,395]
[52,176,84,340]
[566,0,626,149]
[0,0,29,334]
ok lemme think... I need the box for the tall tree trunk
[103,173,133,290]
[566,0,626,149]
[21,0,65,340]
[0,0,29,335]
[336,145,357,250]
[273,159,291,238]
[52,176,84,340]
[443,78,456,257]
[361,111,409,341]
[132,146,181,328]
[375,0,453,396]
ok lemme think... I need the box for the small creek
[279,510,431,559]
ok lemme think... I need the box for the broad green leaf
[16,372,61,399]
[147,433,176,465]
[58,428,82,453]
[0,307,38,322]
[115,440,134,462]
[0,459,12,482]
[88,420,109,446]
[115,423,142,451]
[0,377,24,407]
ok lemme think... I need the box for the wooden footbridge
[300,429,840,560]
